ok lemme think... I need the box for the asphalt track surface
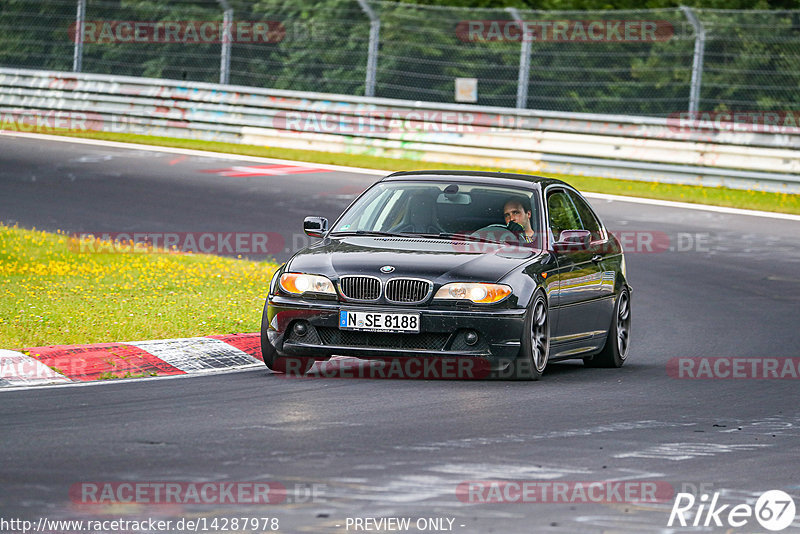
[1,135,799,533]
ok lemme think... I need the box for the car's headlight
[434,283,512,304]
[279,273,337,296]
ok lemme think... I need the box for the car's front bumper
[266,295,526,371]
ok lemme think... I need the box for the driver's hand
[507,221,524,234]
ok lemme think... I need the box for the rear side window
[546,190,582,240]
[567,191,605,242]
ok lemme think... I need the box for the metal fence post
[356,0,380,97]
[680,6,705,115]
[506,8,531,110]
[218,0,233,85]
[72,0,86,72]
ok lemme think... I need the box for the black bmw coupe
[261,171,631,380]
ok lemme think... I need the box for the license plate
[339,310,420,333]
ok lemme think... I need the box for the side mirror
[303,216,328,238]
[553,229,591,253]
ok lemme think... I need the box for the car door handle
[591,254,602,263]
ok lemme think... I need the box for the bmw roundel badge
[380,265,395,273]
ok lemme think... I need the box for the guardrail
[1,68,799,193]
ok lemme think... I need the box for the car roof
[381,170,570,190]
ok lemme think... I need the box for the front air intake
[385,278,432,304]
[338,276,381,301]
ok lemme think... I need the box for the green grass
[0,224,277,349]
[48,129,800,215]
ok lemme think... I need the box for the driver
[503,198,535,243]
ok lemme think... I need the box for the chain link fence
[1,0,799,117]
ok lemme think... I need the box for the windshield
[331,181,541,246]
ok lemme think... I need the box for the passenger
[502,198,535,243]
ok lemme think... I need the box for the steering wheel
[470,224,519,242]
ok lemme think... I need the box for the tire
[260,301,314,375]
[584,286,631,368]
[503,290,549,380]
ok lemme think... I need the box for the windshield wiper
[332,231,512,245]
[330,230,409,238]
[409,232,505,244]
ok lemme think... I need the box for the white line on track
[583,192,800,221]
[3,131,798,222]
[0,131,385,175]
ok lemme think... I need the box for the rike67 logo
[668,490,796,531]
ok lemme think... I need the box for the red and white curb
[0,333,263,388]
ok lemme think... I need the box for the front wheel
[260,301,314,375]
[584,287,631,368]
[505,290,549,380]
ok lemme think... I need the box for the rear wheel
[584,287,631,368]
[505,291,549,380]
[260,302,314,375]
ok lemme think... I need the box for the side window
[546,190,582,240]
[567,191,604,242]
